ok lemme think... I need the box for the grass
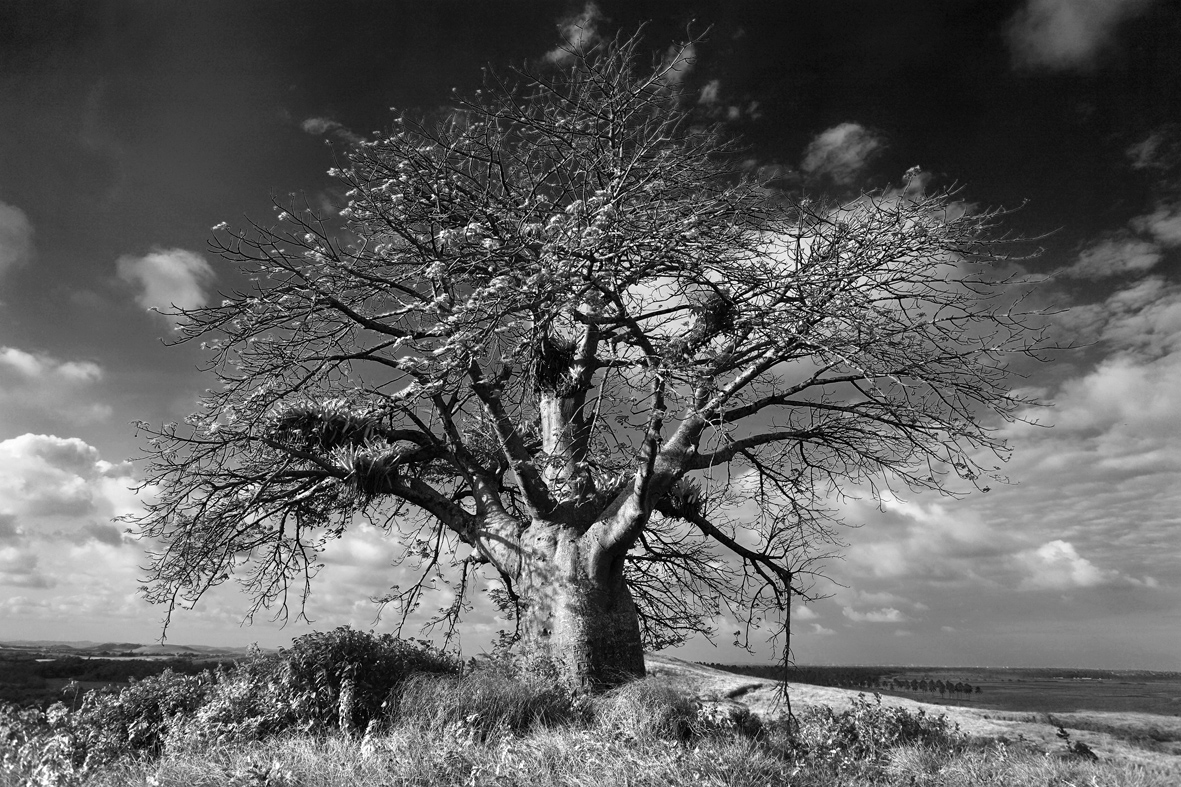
[5,648,1180,787]
[69,724,1181,787]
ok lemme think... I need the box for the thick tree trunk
[514,525,646,690]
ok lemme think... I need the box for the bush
[0,631,462,783]
[788,693,962,773]
[1,670,215,785]
[1,701,87,787]
[269,627,458,735]
[161,656,289,749]
[74,669,213,767]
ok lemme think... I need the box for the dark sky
[1,0,1179,668]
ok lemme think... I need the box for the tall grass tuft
[590,677,699,741]
[394,668,577,740]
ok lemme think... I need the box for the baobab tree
[130,32,1045,688]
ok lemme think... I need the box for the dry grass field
[645,654,1181,768]
[6,644,1180,786]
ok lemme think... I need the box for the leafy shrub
[788,693,962,773]
[166,629,459,746]
[1,631,461,782]
[2,670,215,785]
[396,668,577,740]
[268,627,458,735]
[74,669,214,767]
[0,701,88,787]
[161,656,290,749]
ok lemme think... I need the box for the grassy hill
[4,642,1179,786]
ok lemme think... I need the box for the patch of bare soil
[644,654,1181,769]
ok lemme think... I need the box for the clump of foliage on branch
[129,30,1047,688]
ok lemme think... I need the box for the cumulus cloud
[1061,200,1181,279]
[1006,0,1156,71]
[0,546,55,588]
[301,117,341,135]
[545,2,603,65]
[1126,131,1172,171]
[0,200,33,278]
[0,434,134,520]
[116,247,215,318]
[1016,540,1122,590]
[699,79,721,106]
[300,117,363,145]
[791,605,818,621]
[0,348,109,431]
[800,123,885,185]
[1061,235,1163,278]
[842,493,1018,585]
[0,435,139,592]
[842,606,907,623]
[0,347,101,384]
[660,43,696,86]
[1130,203,1181,247]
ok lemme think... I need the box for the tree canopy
[130,33,1046,686]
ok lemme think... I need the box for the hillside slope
[644,654,1181,768]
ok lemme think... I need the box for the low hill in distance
[0,640,261,658]
[648,654,1181,768]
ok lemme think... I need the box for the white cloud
[1130,203,1181,247]
[0,434,134,520]
[116,247,215,318]
[1060,200,1181,279]
[800,123,885,185]
[1016,540,1120,590]
[1126,131,1170,171]
[300,117,363,145]
[660,43,696,86]
[301,117,341,135]
[0,435,139,592]
[1055,276,1181,358]
[0,347,102,383]
[1006,0,1156,71]
[699,79,721,106]
[1061,235,1163,278]
[842,606,907,623]
[791,605,818,621]
[0,546,55,589]
[0,200,33,278]
[545,3,603,65]
[0,348,109,431]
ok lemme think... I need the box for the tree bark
[513,523,646,689]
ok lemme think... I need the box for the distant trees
[703,665,987,706]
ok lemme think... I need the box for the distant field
[708,663,1181,717]
[927,674,1181,716]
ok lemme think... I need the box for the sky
[1,0,1179,670]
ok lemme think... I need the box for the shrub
[788,693,962,773]
[74,669,213,768]
[0,701,88,787]
[161,657,290,750]
[267,627,458,735]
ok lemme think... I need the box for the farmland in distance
[706,663,1181,716]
